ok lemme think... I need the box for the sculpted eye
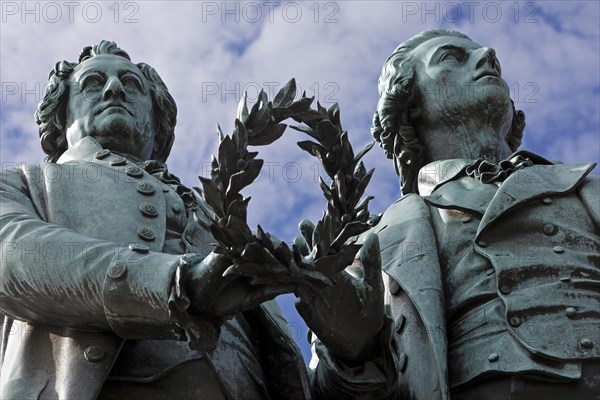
[122,75,143,92]
[82,75,103,90]
[440,51,460,61]
[440,50,465,63]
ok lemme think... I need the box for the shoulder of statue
[379,193,430,225]
[356,194,432,244]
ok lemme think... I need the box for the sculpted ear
[506,100,526,152]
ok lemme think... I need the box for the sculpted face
[65,54,155,160]
[411,36,513,161]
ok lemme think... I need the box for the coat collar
[56,136,105,163]
[418,151,596,237]
[476,161,596,237]
[56,137,146,165]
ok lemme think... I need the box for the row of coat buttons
[96,149,184,216]
[471,196,594,353]
[506,312,594,351]
[95,150,129,168]
[395,315,408,373]
[540,199,561,250]
[96,150,163,243]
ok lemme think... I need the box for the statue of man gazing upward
[368,28,599,399]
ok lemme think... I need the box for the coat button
[140,203,159,218]
[395,314,406,334]
[461,216,472,223]
[398,353,408,373]
[94,149,110,159]
[509,316,521,327]
[172,204,182,213]
[110,157,127,166]
[580,339,593,349]
[136,182,156,195]
[500,285,512,295]
[137,227,156,241]
[84,346,105,362]
[543,224,556,235]
[128,243,149,253]
[388,278,401,295]
[125,166,144,178]
[542,197,552,205]
[488,353,499,362]
[553,246,565,254]
[107,260,127,280]
[566,307,577,318]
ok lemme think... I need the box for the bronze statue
[366,29,599,399]
[2,30,598,400]
[0,41,396,399]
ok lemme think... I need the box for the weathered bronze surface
[1,30,598,400]
[368,29,599,399]
[0,41,395,399]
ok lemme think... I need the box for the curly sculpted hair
[35,40,177,163]
[371,29,526,194]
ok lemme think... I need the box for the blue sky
[1,0,599,363]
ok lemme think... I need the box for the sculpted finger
[294,235,310,257]
[298,219,315,247]
[243,284,296,310]
[359,232,383,290]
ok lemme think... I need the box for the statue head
[35,40,177,162]
[371,29,526,194]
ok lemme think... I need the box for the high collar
[416,150,555,196]
[56,137,145,164]
[417,159,472,196]
[420,150,596,237]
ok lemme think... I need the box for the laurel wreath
[194,79,375,290]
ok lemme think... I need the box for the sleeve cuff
[167,254,222,351]
[102,249,221,350]
[313,315,398,399]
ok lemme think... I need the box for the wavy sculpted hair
[371,29,526,194]
[35,40,177,163]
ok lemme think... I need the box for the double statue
[1,29,598,400]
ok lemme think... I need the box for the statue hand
[295,233,385,365]
[184,252,296,320]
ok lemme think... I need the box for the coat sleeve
[0,166,219,350]
[309,315,399,400]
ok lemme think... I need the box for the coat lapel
[424,177,497,216]
[375,194,448,395]
[476,162,596,238]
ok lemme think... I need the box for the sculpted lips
[473,69,500,81]
[95,102,133,116]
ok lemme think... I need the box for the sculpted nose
[102,77,126,101]
[475,47,498,70]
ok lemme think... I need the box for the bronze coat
[372,160,599,400]
[0,138,311,400]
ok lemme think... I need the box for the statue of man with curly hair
[368,29,599,399]
[0,41,398,399]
